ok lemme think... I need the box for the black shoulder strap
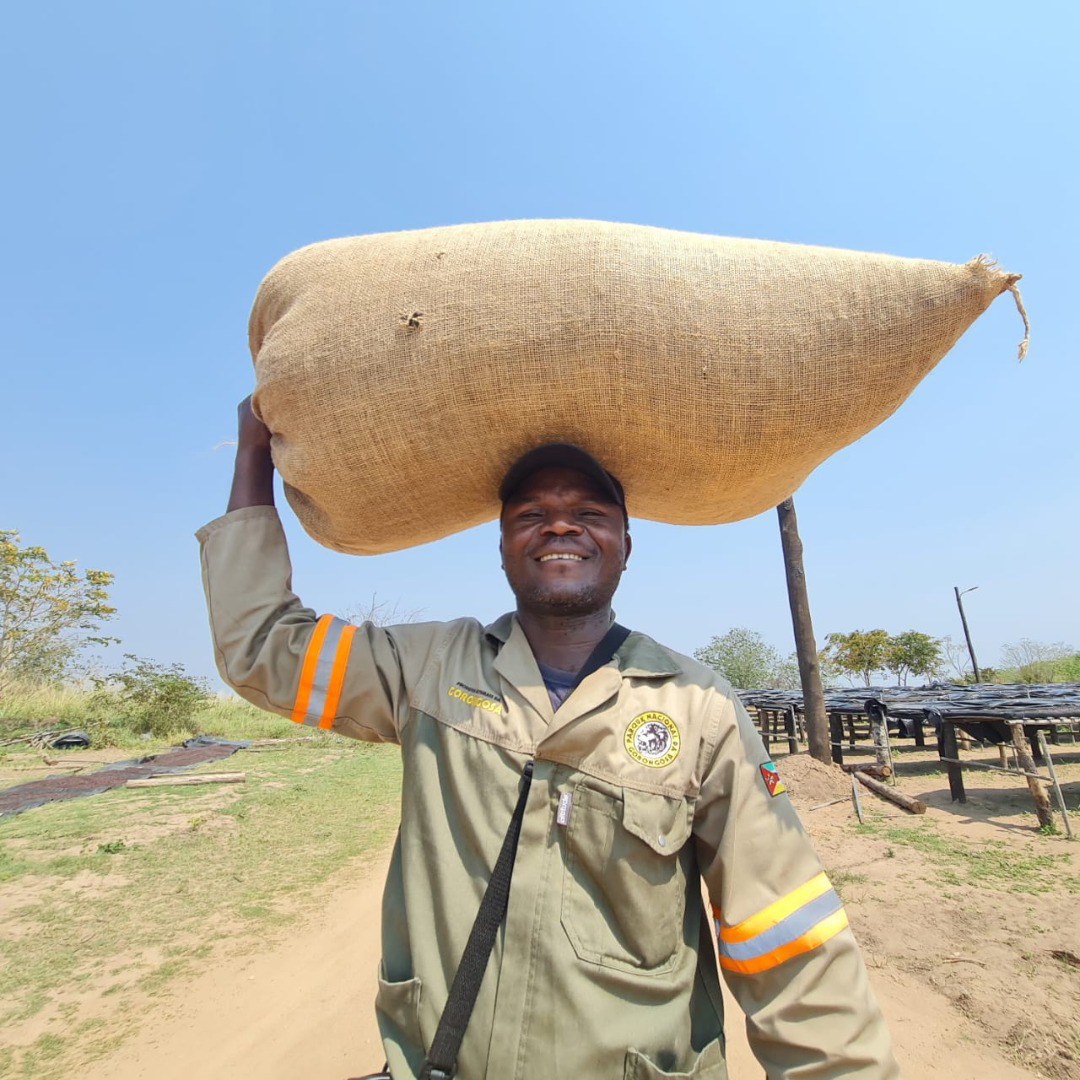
[420,761,534,1080]
[572,622,631,690]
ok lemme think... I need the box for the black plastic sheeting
[0,736,250,818]
[739,684,1080,740]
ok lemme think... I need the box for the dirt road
[86,841,1038,1080]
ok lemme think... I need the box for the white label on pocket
[557,791,573,826]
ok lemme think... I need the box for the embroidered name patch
[624,712,681,768]
[760,761,787,797]
[447,683,504,715]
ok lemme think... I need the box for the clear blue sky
[2,1,1076,686]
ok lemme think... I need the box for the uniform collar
[484,612,682,680]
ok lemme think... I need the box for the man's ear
[498,534,505,571]
[623,531,632,568]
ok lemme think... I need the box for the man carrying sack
[198,399,899,1078]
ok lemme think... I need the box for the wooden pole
[777,498,830,763]
[1036,731,1074,839]
[954,587,982,683]
[1008,723,1053,829]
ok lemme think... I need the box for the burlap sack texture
[249,220,1027,555]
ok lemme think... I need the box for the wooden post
[829,713,845,765]
[1009,723,1054,829]
[866,700,896,780]
[939,719,966,803]
[1027,730,1044,765]
[913,716,926,749]
[776,498,830,763]
[784,705,799,756]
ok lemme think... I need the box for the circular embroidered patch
[624,712,681,768]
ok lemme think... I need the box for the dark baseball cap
[499,443,628,520]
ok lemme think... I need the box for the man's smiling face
[499,466,631,618]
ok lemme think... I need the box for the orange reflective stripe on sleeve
[292,614,333,724]
[714,872,848,976]
[719,908,849,976]
[318,623,357,730]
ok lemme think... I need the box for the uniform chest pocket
[561,784,694,975]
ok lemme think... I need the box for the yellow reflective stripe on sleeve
[317,623,357,730]
[720,871,832,944]
[291,615,333,724]
[719,908,848,976]
[713,872,847,976]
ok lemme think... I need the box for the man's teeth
[539,554,584,562]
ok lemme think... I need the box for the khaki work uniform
[199,507,899,1080]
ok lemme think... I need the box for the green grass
[1,680,311,751]
[0,682,97,728]
[0,738,403,1078]
[829,869,868,900]
[855,819,1079,895]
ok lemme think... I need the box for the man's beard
[512,579,614,618]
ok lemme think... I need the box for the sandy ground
[82,752,1079,1079]
[80,841,1039,1080]
[13,742,1079,1079]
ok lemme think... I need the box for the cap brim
[499,443,626,513]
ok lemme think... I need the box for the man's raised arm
[197,396,417,745]
[227,395,275,512]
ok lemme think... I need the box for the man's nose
[540,512,582,535]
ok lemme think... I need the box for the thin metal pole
[954,586,982,683]
[1036,731,1074,839]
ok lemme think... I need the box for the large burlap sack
[249,220,1026,555]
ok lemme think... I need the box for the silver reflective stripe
[719,888,843,962]
[301,616,348,727]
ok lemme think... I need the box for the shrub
[89,656,211,740]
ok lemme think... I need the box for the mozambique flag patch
[759,761,787,797]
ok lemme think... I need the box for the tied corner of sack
[967,253,1030,362]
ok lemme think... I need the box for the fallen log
[125,773,246,789]
[839,762,892,780]
[854,771,926,814]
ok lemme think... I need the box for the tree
[774,653,802,691]
[343,592,423,627]
[883,631,942,686]
[0,530,117,694]
[823,630,890,687]
[940,635,974,682]
[1058,653,1080,683]
[816,649,843,687]
[999,639,1074,684]
[694,628,783,690]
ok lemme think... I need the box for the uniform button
[658,834,667,847]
